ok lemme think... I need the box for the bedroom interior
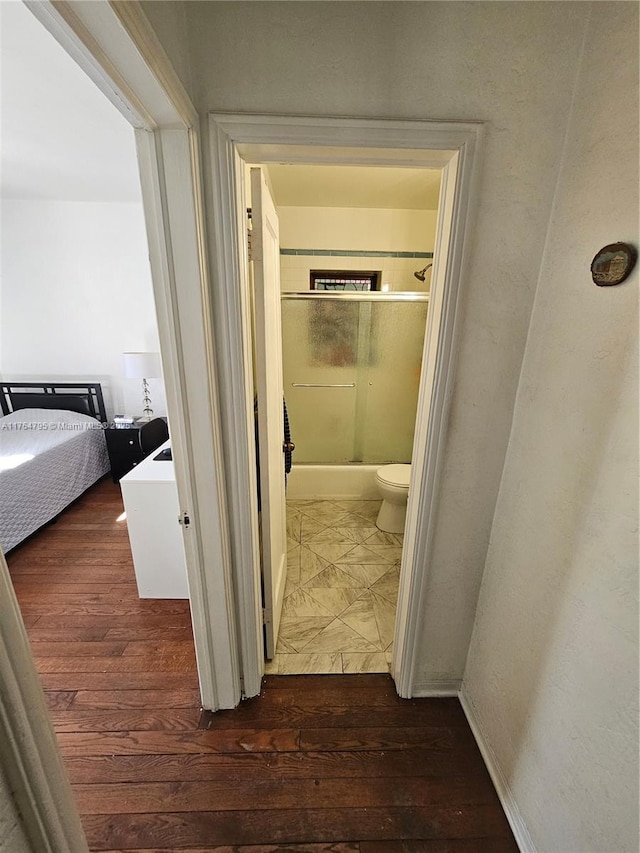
[0,10,201,843]
[0,0,199,593]
[0,12,183,584]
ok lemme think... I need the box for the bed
[0,382,110,553]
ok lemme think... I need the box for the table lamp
[123,351,161,422]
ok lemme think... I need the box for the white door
[250,167,288,660]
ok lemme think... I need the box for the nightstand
[105,424,144,482]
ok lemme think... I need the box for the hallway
[7,479,517,850]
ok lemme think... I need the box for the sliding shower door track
[281,292,430,303]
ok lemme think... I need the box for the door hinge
[178,512,191,528]
[247,227,253,263]
[262,607,272,625]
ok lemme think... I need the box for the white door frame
[250,168,288,661]
[1,1,244,846]
[23,0,241,711]
[207,113,483,697]
[0,549,89,852]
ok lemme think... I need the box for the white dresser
[119,439,189,599]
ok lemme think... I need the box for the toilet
[375,464,411,534]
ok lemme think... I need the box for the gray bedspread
[0,408,109,553]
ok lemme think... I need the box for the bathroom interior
[250,163,441,675]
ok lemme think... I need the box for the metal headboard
[0,382,107,423]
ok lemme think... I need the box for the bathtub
[286,464,380,500]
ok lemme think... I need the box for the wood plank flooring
[7,478,518,852]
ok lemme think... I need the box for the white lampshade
[122,352,161,380]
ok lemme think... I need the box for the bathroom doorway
[208,113,481,699]
[249,163,440,675]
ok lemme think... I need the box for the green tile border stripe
[280,249,433,259]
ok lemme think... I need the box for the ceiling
[0,4,441,209]
[265,164,441,210]
[0,1,141,202]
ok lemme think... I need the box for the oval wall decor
[590,243,637,287]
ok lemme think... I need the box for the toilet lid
[377,464,411,488]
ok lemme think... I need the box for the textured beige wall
[149,0,589,682]
[138,0,194,100]
[463,3,639,850]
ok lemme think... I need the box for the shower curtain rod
[281,291,430,303]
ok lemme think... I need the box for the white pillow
[0,408,100,427]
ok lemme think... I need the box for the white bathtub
[286,464,380,500]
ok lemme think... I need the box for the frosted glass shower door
[282,299,359,463]
[360,301,429,463]
[282,296,429,465]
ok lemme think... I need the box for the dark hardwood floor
[7,478,518,852]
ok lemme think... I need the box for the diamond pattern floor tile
[305,538,358,565]
[370,566,400,605]
[300,516,329,541]
[305,586,363,618]
[370,591,397,649]
[278,615,333,652]
[335,544,400,565]
[281,587,334,620]
[342,652,389,674]
[299,618,378,654]
[270,499,403,674]
[333,562,391,588]
[304,564,368,589]
[339,592,383,648]
[365,529,404,547]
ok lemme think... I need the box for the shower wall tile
[279,252,431,294]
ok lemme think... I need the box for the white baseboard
[459,688,535,853]
[411,679,461,697]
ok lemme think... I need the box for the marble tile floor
[265,499,403,675]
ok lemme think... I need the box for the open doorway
[0,0,199,744]
[248,163,441,675]
[1,0,237,715]
[208,113,482,698]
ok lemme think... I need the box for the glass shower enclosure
[281,292,429,465]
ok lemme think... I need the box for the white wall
[463,4,639,851]
[168,0,590,682]
[1,1,142,203]
[0,200,165,420]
